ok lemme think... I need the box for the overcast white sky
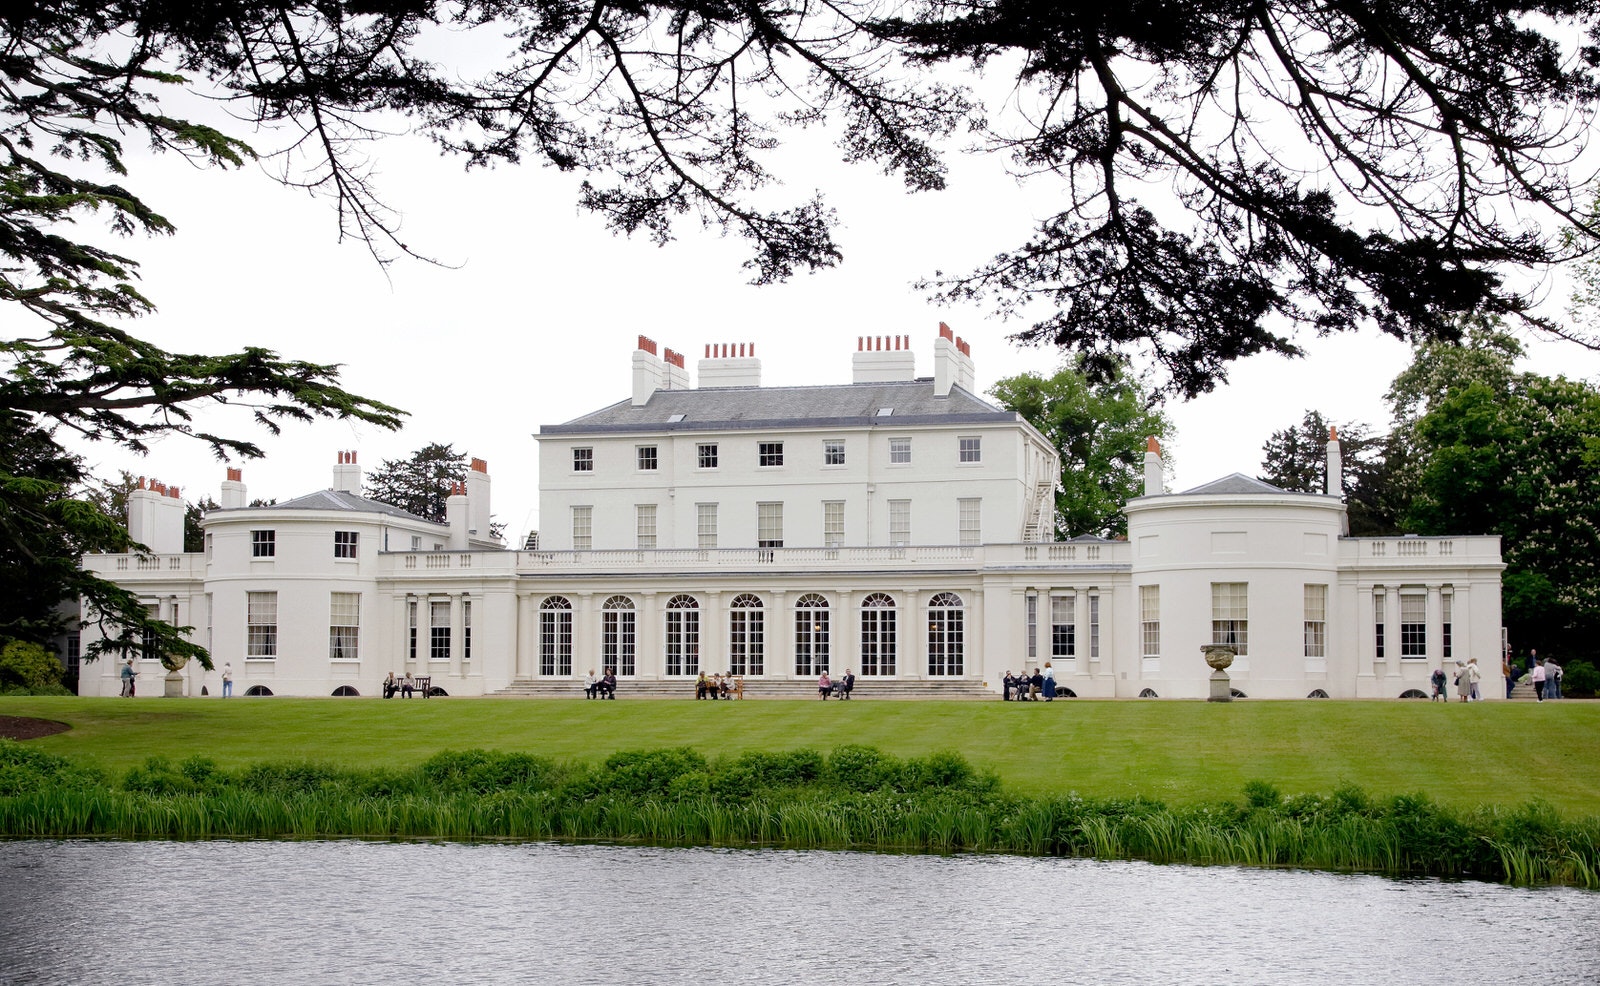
[72,76,1600,542]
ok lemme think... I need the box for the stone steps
[490,677,995,701]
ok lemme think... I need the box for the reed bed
[2,740,1595,888]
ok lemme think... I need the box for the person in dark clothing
[1002,670,1016,701]
[601,669,617,699]
[841,670,855,700]
[1029,669,1045,701]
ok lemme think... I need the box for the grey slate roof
[212,489,440,524]
[1178,473,1307,496]
[540,381,1019,436]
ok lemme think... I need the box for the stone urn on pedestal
[1201,645,1236,702]
[160,652,188,698]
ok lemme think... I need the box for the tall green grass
[2,740,1595,888]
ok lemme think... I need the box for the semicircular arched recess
[427,686,448,697]
[1307,688,1330,699]
[244,685,273,697]
[1138,687,1158,698]
[1399,688,1429,700]
[332,685,360,697]
[1230,688,1247,699]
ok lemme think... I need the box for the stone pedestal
[164,669,185,697]
[1201,644,1236,703]
[1209,668,1232,702]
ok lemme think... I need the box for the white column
[574,592,593,679]
[967,584,984,679]
[1075,588,1089,675]
[905,588,922,679]
[1427,583,1444,671]
[449,594,464,678]
[702,590,722,674]
[515,594,534,678]
[639,592,659,678]
[769,590,786,678]
[1385,586,1402,680]
[836,589,854,678]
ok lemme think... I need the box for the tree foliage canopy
[365,442,505,539]
[8,2,1597,394]
[365,442,469,524]
[1258,410,1398,536]
[989,358,1171,538]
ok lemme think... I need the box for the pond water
[0,841,1594,985]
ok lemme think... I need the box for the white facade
[79,331,1505,699]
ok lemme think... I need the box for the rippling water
[1,841,1595,985]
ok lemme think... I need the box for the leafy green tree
[365,443,506,540]
[365,444,469,523]
[6,3,1599,401]
[0,639,64,691]
[989,359,1171,538]
[1405,375,1600,652]
[1259,410,1400,536]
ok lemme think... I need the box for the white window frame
[636,504,657,549]
[958,436,982,463]
[758,441,784,467]
[1051,594,1075,658]
[1400,591,1427,659]
[1211,582,1249,657]
[823,439,846,466]
[539,596,573,676]
[571,505,593,550]
[572,447,594,472]
[1140,585,1160,660]
[636,445,658,471]
[429,599,451,661]
[329,592,359,661]
[246,591,277,659]
[822,500,845,549]
[333,530,358,559]
[889,437,911,464]
[697,503,718,550]
[251,529,275,558]
[1304,584,1327,660]
[958,498,981,546]
[697,443,719,469]
[758,501,783,549]
[888,499,911,547]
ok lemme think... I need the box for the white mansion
[79,328,1506,699]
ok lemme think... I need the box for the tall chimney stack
[1143,437,1164,497]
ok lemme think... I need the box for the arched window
[244,685,273,697]
[860,593,897,676]
[1138,687,1159,698]
[927,592,965,676]
[602,595,636,677]
[332,685,360,697]
[540,596,573,676]
[1307,689,1330,699]
[665,594,700,676]
[729,593,765,676]
[794,594,830,676]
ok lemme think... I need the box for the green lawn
[5,696,1597,815]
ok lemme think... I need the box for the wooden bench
[693,676,745,700]
[408,675,432,698]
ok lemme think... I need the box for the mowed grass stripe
[3,697,1595,814]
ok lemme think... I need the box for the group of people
[693,671,743,699]
[816,671,855,699]
[1432,659,1485,702]
[1430,650,1568,702]
[585,669,620,699]
[382,671,424,698]
[1519,650,1565,702]
[1002,664,1056,701]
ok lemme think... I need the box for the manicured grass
[3,696,1597,815]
